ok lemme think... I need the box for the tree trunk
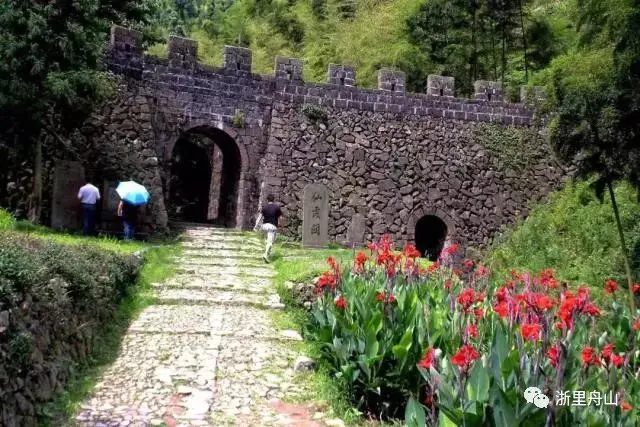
[607,179,636,313]
[519,0,529,82]
[501,13,506,84]
[0,140,7,203]
[28,137,43,224]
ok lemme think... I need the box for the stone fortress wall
[86,25,568,250]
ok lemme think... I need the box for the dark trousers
[123,219,135,240]
[82,204,96,236]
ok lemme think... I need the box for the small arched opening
[167,126,242,227]
[415,215,448,261]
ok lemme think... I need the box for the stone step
[176,266,275,278]
[179,249,265,260]
[173,257,268,269]
[181,242,262,251]
[166,274,273,290]
[127,305,294,338]
[154,288,284,310]
[154,280,270,295]
[74,332,219,425]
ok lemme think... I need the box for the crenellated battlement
[108,25,544,125]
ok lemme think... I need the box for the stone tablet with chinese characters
[51,160,85,230]
[302,183,329,247]
[346,213,366,247]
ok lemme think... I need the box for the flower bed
[308,236,639,426]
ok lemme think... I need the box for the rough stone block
[474,80,503,102]
[377,68,406,93]
[328,64,356,87]
[168,36,198,63]
[427,75,455,97]
[224,46,252,72]
[275,56,303,81]
[109,25,142,54]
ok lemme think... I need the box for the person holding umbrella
[115,180,150,240]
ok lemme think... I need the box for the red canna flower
[444,279,453,290]
[633,283,640,294]
[633,318,640,331]
[375,291,395,304]
[602,343,615,362]
[534,294,554,312]
[463,259,475,271]
[611,354,624,368]
[316,271,338,292]
[547,344,560,368]
[475,263,490,278]
[582,303,601,317]
[494,301,509,318]
[465,323,479,339]
[327,256,338,272]
[354,251,369,271]
[456,289,476,310]
[474,308,484,320]
[418,347,436,370]
[621,401,633,411]
[521,323,542,341]
[334,295,347,310]
[451,345,480,374]
[440,243,459,258]
[475,291,486,303]
[581,346,600,367]
[427,262,439,273]
[604,279,618,294]
[495,287,509,302]
[403,244,421,259]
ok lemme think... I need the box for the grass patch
[38,240,182,425]
[269,239,379,425]
[486,180,640,302]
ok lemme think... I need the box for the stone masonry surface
[73,224,333,427]
[73,25,568,252]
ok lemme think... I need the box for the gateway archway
[415,215,448,261]
[167,126,243,227]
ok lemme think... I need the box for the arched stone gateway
[408,207,457,260]
[415,215,448,261]
[165,125,248,228]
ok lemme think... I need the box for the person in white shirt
[77,181,101,235]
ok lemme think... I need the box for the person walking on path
[117,199,139,241]
[253,194,283,263]
[77,180,100,236]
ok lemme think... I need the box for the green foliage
[232,109,245,128]
[475,124,543,173]
[302,103,328,122]
[0,0,153,184]
[0,209,15,231]
[488,181,640,292]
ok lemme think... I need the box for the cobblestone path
[74,224,322,427]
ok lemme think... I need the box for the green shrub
[487,180,640,294]
[301,103,328,122]
[0,208,15,230]
[0,231,141,418]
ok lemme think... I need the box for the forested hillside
[145,0,577,96]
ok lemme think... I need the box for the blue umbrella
[116,181,150,206]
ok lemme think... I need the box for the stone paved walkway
[73,225,328,427]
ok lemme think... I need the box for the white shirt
[78,184,101,205]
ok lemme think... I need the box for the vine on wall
[475,124,544,174]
